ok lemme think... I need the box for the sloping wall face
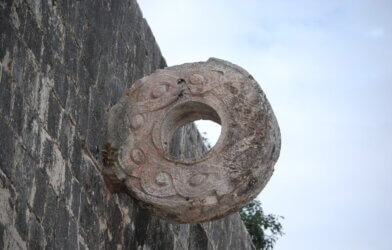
[0,0,254,249]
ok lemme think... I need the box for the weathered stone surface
[106,58,281,223]
[0,0,254,249]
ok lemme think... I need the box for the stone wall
[0,0,254,249]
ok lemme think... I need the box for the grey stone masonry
[0,0,254,249]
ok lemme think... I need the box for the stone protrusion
[106,58,281,223]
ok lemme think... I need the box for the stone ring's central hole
[161,101,222,161]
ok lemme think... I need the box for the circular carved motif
[189,74,205,85]
[106,58,281,223]
[155,172,171,186]
[130,114,144,129]
[151,84,168,99]
[189,174,207,186]
[130,148,145,165]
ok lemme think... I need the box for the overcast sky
[138,1,392,249]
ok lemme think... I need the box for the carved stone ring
[104,58,281,223]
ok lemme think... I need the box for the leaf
[240,200,284,250]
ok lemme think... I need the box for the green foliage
[240,200,284,250]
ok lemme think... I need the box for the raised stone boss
[103,58,281,223]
